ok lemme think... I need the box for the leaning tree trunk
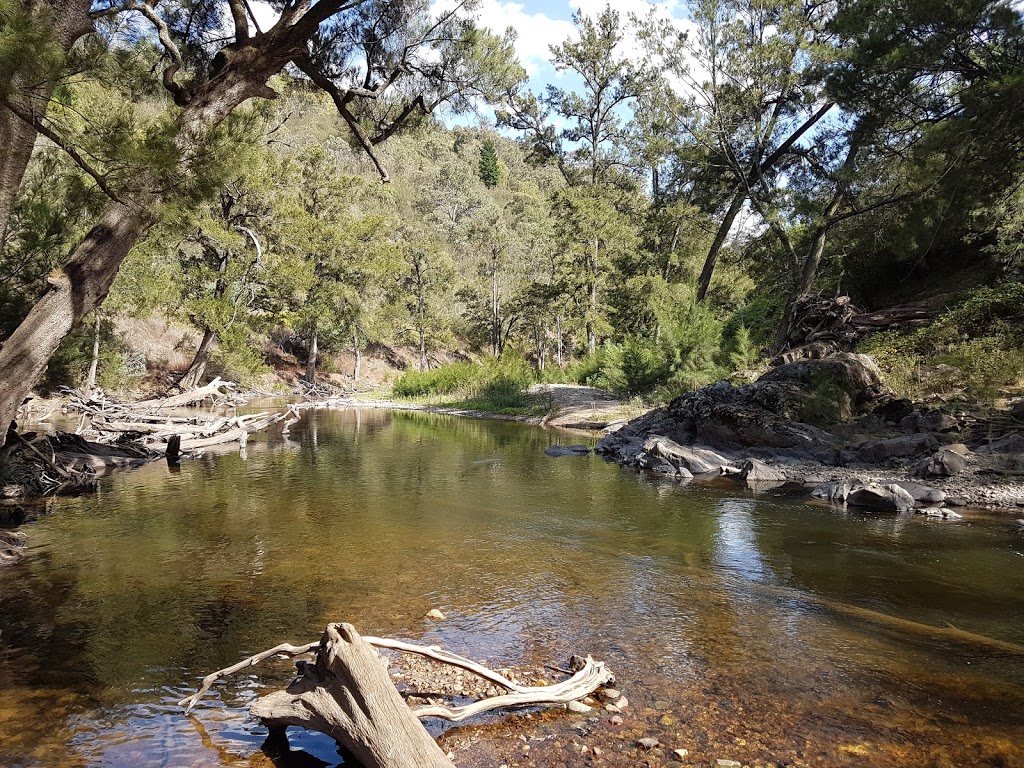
[0,44,289,446]
[696,188,745,303]
[0,201,151,437]
[0,0,94,255]
[251,624,452,768]
[179,327,216,389]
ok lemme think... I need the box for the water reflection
[1,409,1023,767]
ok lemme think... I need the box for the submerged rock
[545,444,591,457]
[918,507,963,520]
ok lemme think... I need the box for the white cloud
[473,0,577,78]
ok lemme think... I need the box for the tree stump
[249,623,452,768]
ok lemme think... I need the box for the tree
[640,0,838,302]
[0,0,526,443]
[478,138,499,188]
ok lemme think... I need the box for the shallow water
[1,409,1023,767]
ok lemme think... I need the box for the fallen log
[132,377,237,411]
[181,622,614,768]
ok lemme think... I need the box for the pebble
[614,695,629,709]
[609,715,624,725]
[593,747,604,756]
[567,700,592,714]
[672,748,689,761]
[605,703,621,713]
[637,737,660,749]
[426,608,446,620]
[659,713,676,725]
[716,761,741,768]
[599,688,621,700]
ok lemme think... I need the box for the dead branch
[180,623,615,767]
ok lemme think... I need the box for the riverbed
[1,408,1023,767]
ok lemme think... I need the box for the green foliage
[860,282,1024,400]
[393,363,478,398]
[479,139,500,188]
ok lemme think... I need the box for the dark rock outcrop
[856,434,938,464]
[599,353,888,464]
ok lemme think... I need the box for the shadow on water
[1,408,1023,766]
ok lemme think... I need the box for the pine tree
[479,139,500,188]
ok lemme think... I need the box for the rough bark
[0,201,150,436]
[179,328,216,390]
[249,624,452,768]
[0,0,94,254]
[695,188,745,303]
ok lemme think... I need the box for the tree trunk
[696,188,745,303]
[556,314,563,368]
[85,313,100,391]
[305,323,318,384]
[491,248,501,358]
[179,327,216,390]
[586,277,598,355]
[0,45,287,446]
[0,201,150,437]
[353,328,361,381]
[0,0,94,255]
[250,624,452,768]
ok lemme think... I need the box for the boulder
[642,436,732,475]
[899,409,958,433]
[856,434,938,464]
[872,397,915,423]
[915,448,968,478]
[737,458,788,485]
[891,481,945,506]
[811,481,856,504]
[917,507,963,520]
[944,443,971,456]
[976,435,1024,455]
[846,483,916,512]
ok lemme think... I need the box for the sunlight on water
[2,409,1023,767]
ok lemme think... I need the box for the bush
[392,362,477,398]
[859,283,1024,400]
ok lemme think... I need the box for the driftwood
[132,377,237,411]
[181,622,614,768]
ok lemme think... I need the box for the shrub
[392,362,477,398]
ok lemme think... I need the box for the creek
[1,408,1023,767]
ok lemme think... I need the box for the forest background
[2,0,1024,419]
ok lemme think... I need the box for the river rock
[545,444,591,457]
[738,458,788,485]
[811,481,858,504]
[641,436,733,475]
[846,483,916,512]
[976,435,1024,455]
[567,700,592,713]
[672,749,689,761]
[637,738,660,749]
[716,761,742,768]
[915,448,968,478]
[857,434,938,464]
[873,397,915,423]
[900,409,958,433]
[892,480,945,505]
[918,507,963,520]
[1011,400,1024,420]
[944,443,971,456]
[426,609,446,620]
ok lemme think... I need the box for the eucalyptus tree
[640,0,838,302]
[0,0,525,444]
